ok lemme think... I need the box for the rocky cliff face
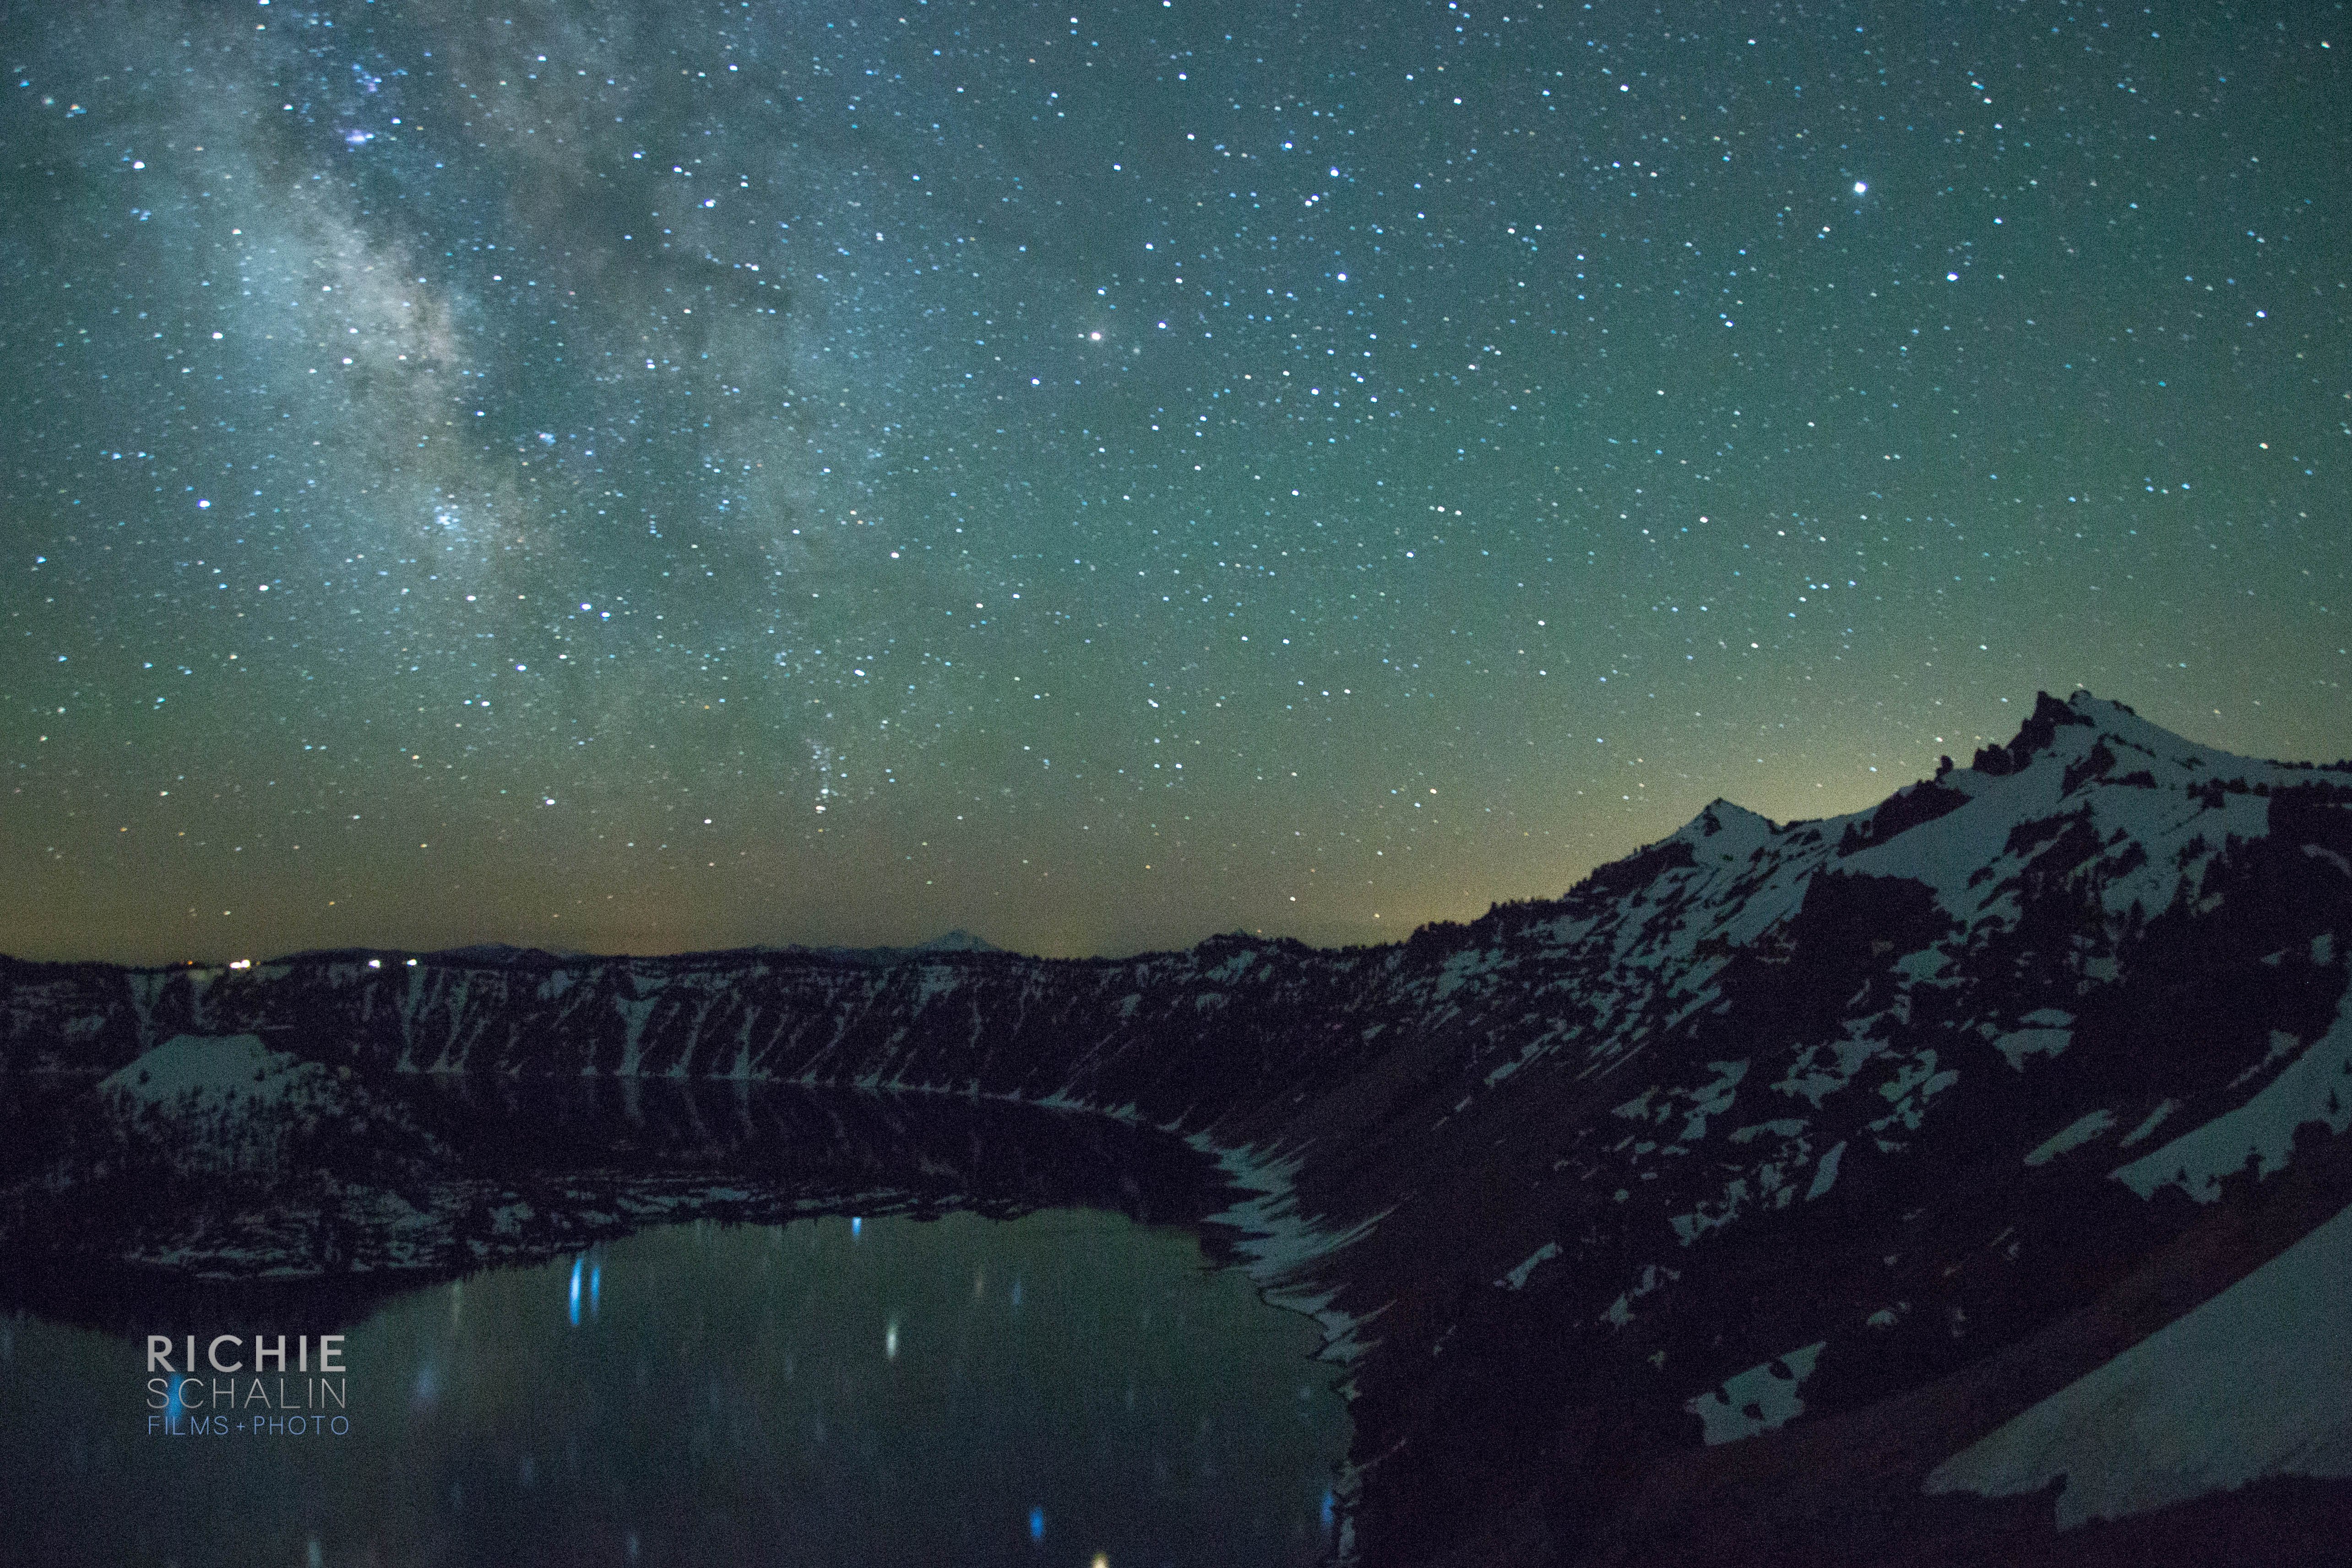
[6,689,2350,1566]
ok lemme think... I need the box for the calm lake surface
[0,1209,1351,1566]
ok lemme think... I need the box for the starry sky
[4,0,2346,965]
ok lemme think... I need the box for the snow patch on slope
[1685,1341,1827,1445]
[99,1033,329,1112]
[1804,1140,1846,1201]
[1992,1009,2075,1071]
[2024,1108,2115,1167]
[1499,1241,1560,1290]
[1188,1134,1389,1366]
[2111,991,2352,1201]
[1924,1199,2352,1526]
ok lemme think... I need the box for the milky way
[5,0,2346,962]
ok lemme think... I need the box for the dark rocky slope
[5,690,2349,1565]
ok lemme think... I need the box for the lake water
[0,1209,1351,1566]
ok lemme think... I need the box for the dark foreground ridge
[6,690,2351,1566]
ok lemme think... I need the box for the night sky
[4,0,2346,965]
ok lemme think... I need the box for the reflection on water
[0,1210,1349,1566]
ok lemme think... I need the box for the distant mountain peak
[424,942,571,966]
[914,929,1000,953]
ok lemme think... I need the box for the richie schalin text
[145,1334,348,1437]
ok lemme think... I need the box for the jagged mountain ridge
[4,689,2349,1566]
[263,929,1003,972]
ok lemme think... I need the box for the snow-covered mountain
[4,690,2348,1566]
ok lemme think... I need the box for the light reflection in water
[0,1208,1349,1566]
